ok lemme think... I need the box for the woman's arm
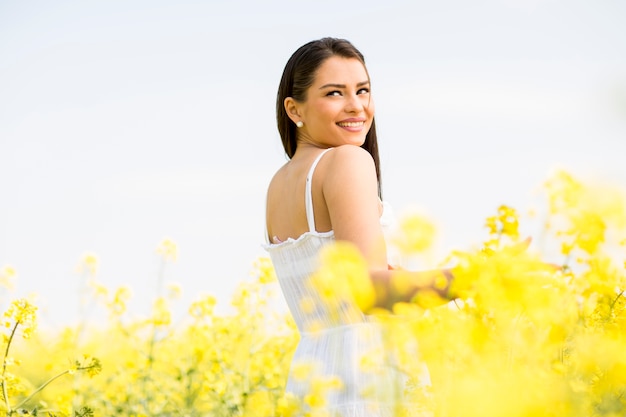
[321,145,453,310]
[370,268,453,310]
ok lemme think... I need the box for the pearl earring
[296,121,304,128]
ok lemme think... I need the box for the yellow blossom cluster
[2,170,626,416]
[5,253,297,416]
[393,171,626,417]
[0,266,16,291]
[156,238,178,262]
[3,299,37,340]
[312,241,377,313]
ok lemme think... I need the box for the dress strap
[305,148,333,232]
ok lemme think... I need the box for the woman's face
[293,56,375,148]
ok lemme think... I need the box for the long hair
[276,37,382,197]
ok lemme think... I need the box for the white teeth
[338,121,364,127]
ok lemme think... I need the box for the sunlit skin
[286,56,375,150]
[266,56,451,308]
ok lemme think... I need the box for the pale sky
[1,0,625,328]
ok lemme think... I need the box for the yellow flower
[570,211,606,254]
[3,298,37,338]
[0,265,16,289]
[252,257,277,284]
[151,296,171,326]
[156,238,178,262]
[244,390,274,417]
[544,170,626,258]
[485,205,520,241]
[7,171,626,416]
[276,392,301,417]
[544,169,584,214]
[109,286,132,316]
[189,294,217,318]
[291,362,315,381]
[392,212,437,254]
[299,296,317,315]
[166,282,183,300]
[304,375,344,409]
[312,241,376,312]
[304,390,325,408]
[77,252,99,276]
[89,279,109,300]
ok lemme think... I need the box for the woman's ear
[284,97,302,125]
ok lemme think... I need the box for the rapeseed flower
[312,241,376,313]
[253,256,277,284]
[156,238,178,262]
[6,169,626,416]
[0,265,16,290]
[76,252,99,276]
[392,212,437,254]
[3,299,37,339]
[189,294,217,318]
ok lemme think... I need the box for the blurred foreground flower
[392,212,437,254]
[1,299,100,415]
[544,169,626,258]
[156,238,178,262]
[3,298,37,339]
[0,265,16,290]
[312,241,376,313]
[252,256,277,284]
[5,168,626,416]
[76,253,99,276]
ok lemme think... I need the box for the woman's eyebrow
[319,80,370,90]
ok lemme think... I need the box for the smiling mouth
[337,121,365,128]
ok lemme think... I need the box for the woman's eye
[326,90,341,96]
[357,88,370,95]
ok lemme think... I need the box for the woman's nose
[344,93,363,113]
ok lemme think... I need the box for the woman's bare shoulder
[319,145,378,198]
[323,145,375,173]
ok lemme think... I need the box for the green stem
[142,256,167,412]
[14,365,95,410]
[1,322,19,412]
[562,253,572,270]
[15,369,70,410]
[610,290,624,311]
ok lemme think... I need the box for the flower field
[2,170,626,417]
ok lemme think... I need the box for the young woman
[265,37,450,416]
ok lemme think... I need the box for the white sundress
[265,148,430,417]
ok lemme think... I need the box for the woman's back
[266,147,332,243]
[267,145,388,270]
[265,149,411,416]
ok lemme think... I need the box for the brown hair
[276,37,382,197]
